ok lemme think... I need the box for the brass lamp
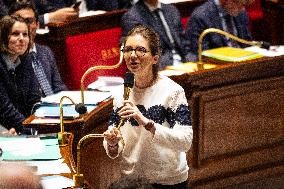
[197,28,270,70]
[58,96,77,147]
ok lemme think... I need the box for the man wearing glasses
[9,1,67,97]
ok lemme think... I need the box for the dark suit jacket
[27,44,67,95]
[0,54,41,132]
[34,0,119,25]
[0,0,13,18]
[186,0,252,61]
[121,0,193,69]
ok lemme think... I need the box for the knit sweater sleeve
[151,88,193,152]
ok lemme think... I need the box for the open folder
[34,90,112,119]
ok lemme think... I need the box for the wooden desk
[171,55,284,188]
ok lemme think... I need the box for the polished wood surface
[171,55,284,188]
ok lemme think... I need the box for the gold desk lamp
[197,28,270,70]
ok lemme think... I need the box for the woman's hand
[103,126,121,147]
[118,100,149,126]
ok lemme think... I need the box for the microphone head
[260,41,271,50]
[124,72,134,88]
[75,103,87,114]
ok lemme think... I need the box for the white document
[88,76,124,95]
[79,10,106,17]
[0,138,45,157]
[41,90,112,105]
[245,45,284,57]
[25,159,71,175]
[41,175,73,189]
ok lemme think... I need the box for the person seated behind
[0,0,79,27]
[0,15,41,135]
[9,2,67,96]
[9,1,67,97]
[186,0,254,61]
[103,25,193,189]
[0,162,43,189]
[33,0,119,24]
[121,0,193,69]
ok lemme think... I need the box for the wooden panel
[198,77,283,164]
[181,56,284,188]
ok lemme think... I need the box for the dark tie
[153,8,175,48]
[224,15,239,48]
[30,52,53,96]
[153,9,182,64]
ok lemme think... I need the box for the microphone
[123,72,135,100]
[117,72,134,130]
[75,103,87,115]
[197,28,271,70]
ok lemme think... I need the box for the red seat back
[65,27,126,90]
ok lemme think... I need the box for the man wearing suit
[34,0,119,12]
[186,0,254,61]
[121,0,193,69]
[9,2,67,96]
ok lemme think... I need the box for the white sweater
[104,75,193,185]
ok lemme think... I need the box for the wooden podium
[23,98,122,189]
[171,55,284,188]
[23,56,284,188]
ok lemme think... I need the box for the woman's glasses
[122,46,150,58]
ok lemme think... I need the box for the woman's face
[123,34,158,76]
[8,21,29,57]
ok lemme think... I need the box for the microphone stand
[59,96,81,174]
[197,28,270,70]
[70,46,126,188]
[58,96,77,147]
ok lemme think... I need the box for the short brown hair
[0,15,31,56]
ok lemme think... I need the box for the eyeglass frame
[121,46,150,57]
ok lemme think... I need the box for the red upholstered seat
[181,17,189,30]
[65,27,126,90]
[246,0,263,21]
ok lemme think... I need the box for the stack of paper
[202,47,263,62]
[41,90,112,105]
